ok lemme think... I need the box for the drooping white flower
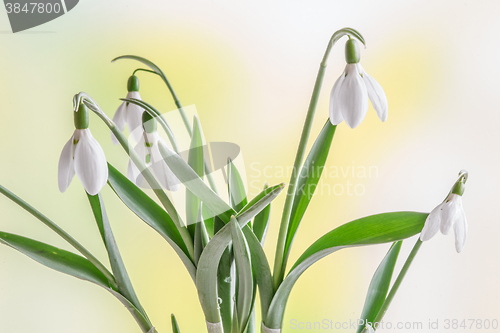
[58,128,108,196]
[329,38,388,129]
[420,171,468,253]
[127,113,180,191]
[112,75,145,144]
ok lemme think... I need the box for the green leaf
[265,211,428,329]
[236,183,284,225]
[282,121,336,278]
[196,223,233,324]
[241,227,274,323]
[0,184,116,286]
[252,184,271,244]
[228,158,248,212]
[202,203,215,238]
[356,241,402,333]
[87,193,148,317]
[230,217,254,332]
[194,203,210,266]
[158,142,235,223]
[107,163,196,280]
[218,244,234,333]
[159,141,284,226]
[0,231,111,288]
[186,116,205,238]
[171,313,181,333]
[197,216,274,329]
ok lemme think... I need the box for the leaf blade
[87,193,147,317]
[265,211,428,329]
[0,231,111,288]
[107,163,196,280]
[356,241,402,333]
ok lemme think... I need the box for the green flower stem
[0,184,118,289]
[272,28,364,289]
[371,239,423,329]
[75,92,195,261]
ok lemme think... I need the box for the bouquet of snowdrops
[0,28,468,333]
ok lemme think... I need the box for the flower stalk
[273,27,365,289]
[73,92,195,260]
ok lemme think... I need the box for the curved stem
[75,93,195,261]
[133,68,158,76]
[272,28,365,289]
[272,44,329,290]
[0,184,118,289]
[371,239,423,330]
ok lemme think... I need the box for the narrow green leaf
[197,217,274,328]
[0,232,111,288]
[252,184,271,244]
[247,309,256,333]
[87,193,147,317]
[197,224,233,324]
[107,164,196,281]
[159,141,284,226]
[0,184,116,286]
[194,203,210,265]
[236,183,284,225]
[265,212,428,329]
[230,217,254,332]
[356,241,402,333]
[282,121,336,278]
[202,203,215,238]
[228,158,248,212]
[171,314,181,333]
[241,226,274,323]
[218,245,234,333]
[158,142,235,223]
[231,302,240,333]
[186,116,205,238]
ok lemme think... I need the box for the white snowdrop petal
[58,134,76,193]
[126,91,145,143]
[111,102,127,145]
[74,129,108,195]
[329,71,346,125]
[339,64,368,128]
[453,209,468,253]
[420,205,442,241]
[358,64,388,122]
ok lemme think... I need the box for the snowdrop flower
[111,75,145,144]
[329,38,388,128]
[128,112,180,191]
[58,104,108,196]
[420,170,468,253]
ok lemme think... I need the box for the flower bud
[74,103,89,129]
[127,75,140,92]
[345,38,360,64]
[142,111,157,133]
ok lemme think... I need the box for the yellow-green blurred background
[0,1,498,332]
